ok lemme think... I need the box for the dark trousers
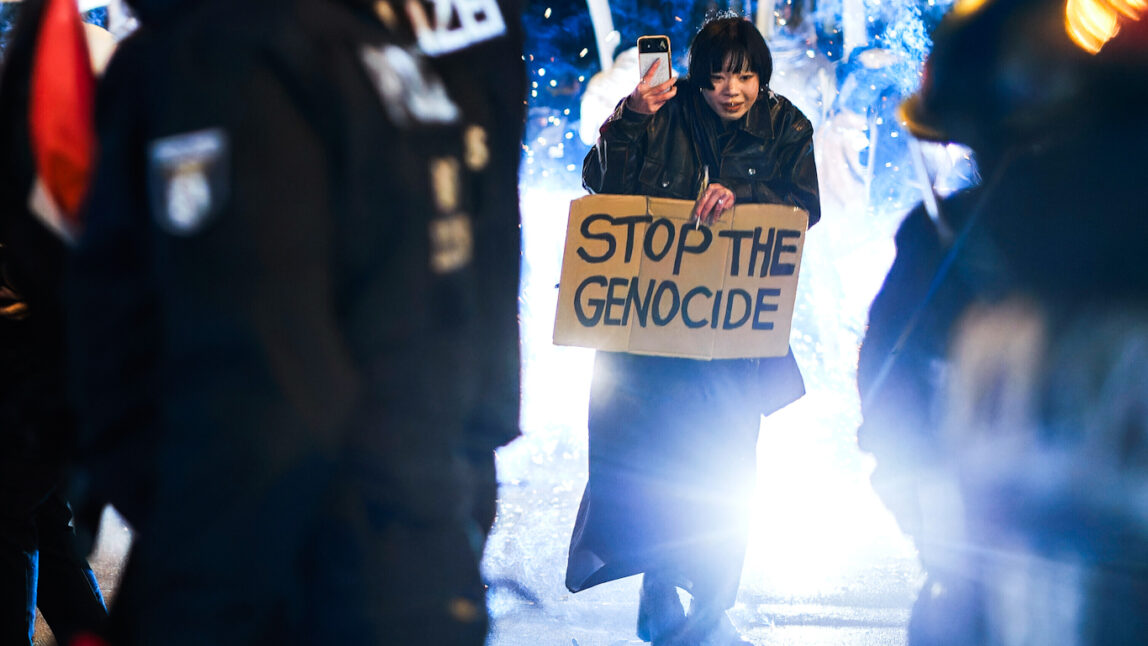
[0,486,107,646]
[567,352,761,609]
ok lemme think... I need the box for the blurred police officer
[0,1,110,643]
[69,0,516,643]
[857,0,1148,643]
[378,0,526,545]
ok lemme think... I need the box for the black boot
[637,572,686,643]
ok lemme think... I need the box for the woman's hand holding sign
[692,182,735,227]
[626,59,677,115]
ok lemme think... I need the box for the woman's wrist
[618,98,654,122]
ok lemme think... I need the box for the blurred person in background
[68,0,521,643]
[567,14,819,646]
[856,0,1148,643]
[0,1,113,643]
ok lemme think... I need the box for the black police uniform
[0,2,108,643]
[386,0,526,540]
[70,0,503,643]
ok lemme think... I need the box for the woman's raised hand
[625,59,677,115]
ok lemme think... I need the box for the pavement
[487,585,914,646]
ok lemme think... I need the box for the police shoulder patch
[404,0,507,57]
[147,128,230,236]
[359,44,460,126]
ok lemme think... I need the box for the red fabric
[68,633,110,646]
[28,0,96,228]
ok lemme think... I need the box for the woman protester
[565,15,821,646]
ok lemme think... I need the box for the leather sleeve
[774,108,821,228]
[581,99,653,195]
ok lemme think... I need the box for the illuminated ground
[485,411,922,645]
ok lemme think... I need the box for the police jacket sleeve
[582,99,654,195]
[67,33,163,522]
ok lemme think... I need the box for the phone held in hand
[637,35,671,85]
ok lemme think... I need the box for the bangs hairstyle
[687,16,773,90]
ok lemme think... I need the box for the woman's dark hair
[687,16,773,90]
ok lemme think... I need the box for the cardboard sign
[553,195,808,359]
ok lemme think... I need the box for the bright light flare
[1111,0,1148,18]
[1066,0,1145,53]
[951,0,991,18]
[1067,0,1122,52]
[742,393,917,598]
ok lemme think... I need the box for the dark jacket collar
[742,89,776,141]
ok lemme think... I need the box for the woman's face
[700,61,760,122]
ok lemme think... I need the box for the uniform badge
[148,128,229,236]
[430,156,461,213]
[373,0,399,29]
[427,156,471,274]
[404,0,507,56]
[359,44,460,126]
[463,125,489,171]
[429,213,473,274]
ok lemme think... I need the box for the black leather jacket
[583,77,820,228]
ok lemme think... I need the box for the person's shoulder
[893,187,981,250]
[760,88,812,136]
[159,0,354,58]
[893,203,938,247]
[141,0,373,94]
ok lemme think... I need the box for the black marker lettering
[626,278,656,327]
[682,286,712,328]
[574,275,607,325]
[753,287,780,330]
[723,288,752,329]
[769,229,800,276]
[576,214,617,263]
[749,227,776,277]
[673,224,713,276]
[613,215,652,262]
[602,276,630,325]
[651,281,680,326]
[644,218,675,261]
[719,229,754,276]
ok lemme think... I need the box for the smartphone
[637,35,672,86]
